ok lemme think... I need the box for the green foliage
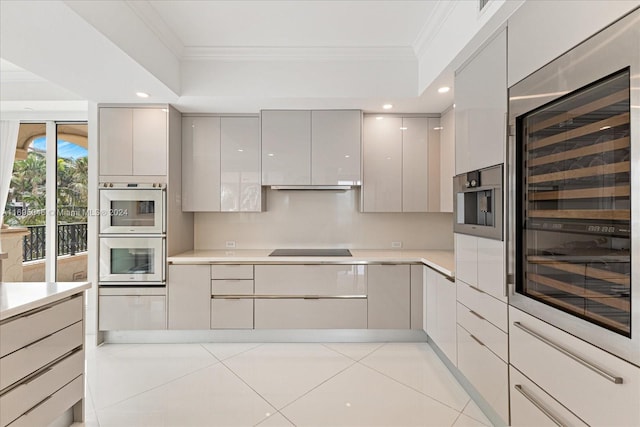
[4,151,88,226]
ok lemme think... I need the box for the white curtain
[0,120,20,227]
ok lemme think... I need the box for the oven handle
[162,238,166,282]
[513,322,623,384]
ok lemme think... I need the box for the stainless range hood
[269,185,356,191]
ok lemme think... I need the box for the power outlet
[391,241,402,249]
[225,241,236,249]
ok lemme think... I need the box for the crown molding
[125,0,184,60]
[182,46,417,62]
[412,0,458,58]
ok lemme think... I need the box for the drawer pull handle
[23,367,53,385]
[513,321,623,384]
[469,334,485,347]
[303,297,320,300]
[23,395,53,416]
[469,310,485,320]
[468,285,483,293]
[514,384,563,427]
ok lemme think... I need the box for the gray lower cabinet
[254,298,367,329]
[168,265,210,329]
[211,299,254,329]
[367,264,410,329]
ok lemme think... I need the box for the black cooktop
[269,249,352,257]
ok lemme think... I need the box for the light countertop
[0,281,91,320]
[168,249,454,279]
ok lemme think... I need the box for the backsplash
[195,189,454,250]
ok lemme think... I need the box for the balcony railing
[23,223,88,262]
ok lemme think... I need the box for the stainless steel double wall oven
[508,9,639,366]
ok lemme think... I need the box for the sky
[32,137,88,159]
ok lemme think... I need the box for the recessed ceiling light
[400,127,408,130]
[438,86,450,94]
[376,116,384,120]
[433,126,444,130]
[136,92,150,98]
[383,104,393,110]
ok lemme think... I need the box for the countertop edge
[0,282,91,320]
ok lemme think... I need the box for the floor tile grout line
[460,399,493,426]
[200,342,265,363]
[86,384,102,427]
[355,357,469,414]
[91,357,221,413]
[320,342,386,362]
[276,359,360,414]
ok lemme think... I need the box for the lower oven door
[99,237,165,283]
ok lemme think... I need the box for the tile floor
[75,339,493,427]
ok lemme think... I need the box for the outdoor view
[4,123,88,280]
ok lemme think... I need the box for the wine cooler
[508,8,639,366]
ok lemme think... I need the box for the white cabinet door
[362,115,402,212]
[261,110,311,185]
[402,117,429,212]
[168,265,211,330]
[439,109,455,212]
[221,117,261,212]
[367,265,410,329]
[254,298,367,329]
[455,29,507,174]
[410,264,424,330]
[99,108,133,176]
[455,233,478,286]
[437,273,457,364]
[99,295,166,330]
[427,118,441,212]
[477,237,506,301]
[425,268,438,338]
[254,265,366,296]
[182,117,221,211]
[132,108,167,176]
[311,110,361,185]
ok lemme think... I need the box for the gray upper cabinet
[455,29,507,174]
[261,110,312,185]
[363,115,440,213]
[261,110,362,186]
[99,107,167,177]
[311,110,362,185]
[182,116,221,212]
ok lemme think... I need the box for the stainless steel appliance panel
[454,164,503,240]
[508,8,639,366]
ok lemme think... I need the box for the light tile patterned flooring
[75,340,493,427]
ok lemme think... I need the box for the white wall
[195,189,454,250]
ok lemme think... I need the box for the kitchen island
[0,281,90,427]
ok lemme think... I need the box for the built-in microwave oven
[99,236,165,284]
[453,164,503,240]
[99,183,165,235]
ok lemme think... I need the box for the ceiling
[0,0,522,117]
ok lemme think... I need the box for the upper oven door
[508,9,639,366]
[99,189,165,234]
[99,236,165,283]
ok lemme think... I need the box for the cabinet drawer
[211,265,253,280]
[255,265,366,295]
[6,374,83,427]
[456,302,507,362]
[211,299,253,329]
[509,307,640,427]
[456,279,507,332]
[254,298,367,329]
[0,350,83,427]
[510,365,588,427]
[211,280,254,295]
[0,322,82,390]
[99,295,166,330]
[0,296,82,358]
[457,325,509,424]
